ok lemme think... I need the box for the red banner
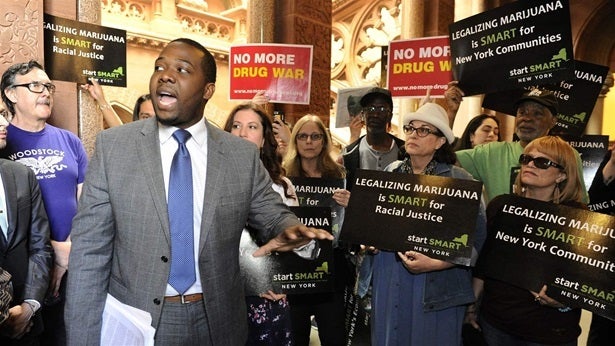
[229,44,313,104]
[387,36,452,98]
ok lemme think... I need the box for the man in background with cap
[448,86,587,202]
[342,87,406,191]
[339,87,406,345]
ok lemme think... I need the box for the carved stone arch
[350,0,401,86]
[331,23,351,81]
[332,0,401,88]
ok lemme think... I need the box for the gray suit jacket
[0,159,52,305]
[65,118,301,345]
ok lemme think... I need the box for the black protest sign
[44,14,126,86]
[587,150,615,216]
[289,177,345,243]
[482,60,609,136]
[239,207,334,295]
[560,135,609,191]
[449,0,574,95]
[480,195,615,320]
[339,169,483,266]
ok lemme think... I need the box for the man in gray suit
[65,38,331,345]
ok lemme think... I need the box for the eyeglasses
[296,133,324,142]
[11,81,56,94]
[362,106,391,115]
[519,154,563,170]
[402,125,440,137]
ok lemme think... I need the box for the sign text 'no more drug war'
[387,36,453,98]
[480,195,615,320]
[44,14,126,87]
[449,0,574,95]
[229,44,313,104]
[340,170,483,266]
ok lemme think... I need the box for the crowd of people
[0,36,612,346]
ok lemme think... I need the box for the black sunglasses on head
[519,154,563,170]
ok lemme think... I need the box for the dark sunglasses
[519,154,563,170]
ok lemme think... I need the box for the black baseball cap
[360,87,393,108]
[514,89,559,116]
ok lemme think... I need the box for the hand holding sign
[397,250,455,274]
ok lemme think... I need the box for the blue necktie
[168,129,196,294]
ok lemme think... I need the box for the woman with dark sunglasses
[468,136,586,346]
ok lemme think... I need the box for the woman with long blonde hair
[283,114,345,179]
[282,114,350,346]
[470,136,586,346]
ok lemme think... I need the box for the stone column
[247,0,275,117]
[248,0,275,44]
[397,0,425,137]
[76,0,102,156]
[273,0,332,125]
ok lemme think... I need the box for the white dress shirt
[159,119,208,296]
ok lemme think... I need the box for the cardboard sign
[387,36,452,98]
[229,44,313,104]
[482,60,609,136]
[449,0,574,95]
[340,169,483,266]
[43,14,126,86]
[239,207,334,295]
[334,86,374,128]
[480,195,615,320]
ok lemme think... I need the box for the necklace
[397,157,437,175]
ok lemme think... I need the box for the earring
[553,183,561,204]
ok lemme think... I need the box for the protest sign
[289,177,345,244]
[44,14,126,86]
[239,207,334,295]
[483,60,609,136]
[334,87,374,128]
[387,36,452,98]
[480,195,615,320]
[340,169,483,266]
[586,149,615,216]
[449,0,574,95]
[229,44,313,104]
[561,135,609,191]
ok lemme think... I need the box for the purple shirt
[2,124,88,241]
